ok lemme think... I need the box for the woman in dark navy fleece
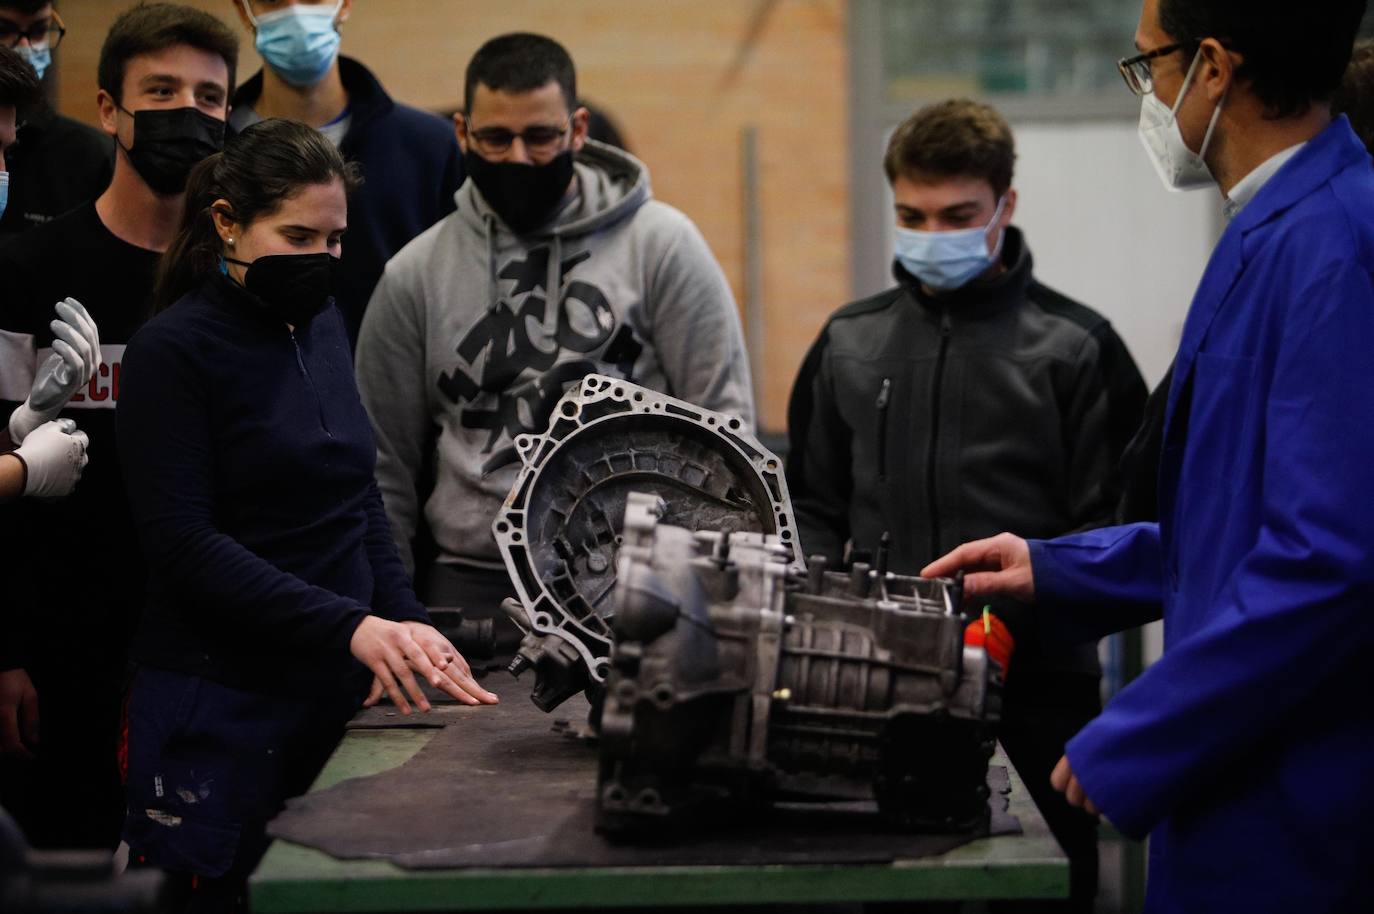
[116,119,497,910]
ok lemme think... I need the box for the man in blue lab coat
[924,1,1374,911]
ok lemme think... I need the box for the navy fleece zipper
[289,329,333,439]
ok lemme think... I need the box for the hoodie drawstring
[542,232,562,339]
[484,214,500,313]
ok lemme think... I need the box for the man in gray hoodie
[356,33,752,640]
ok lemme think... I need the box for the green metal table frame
[251,727,1067,912]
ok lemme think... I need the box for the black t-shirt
[0,108,114,237]
[0,202,159,673]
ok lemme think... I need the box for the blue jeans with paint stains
[122,667,362,881]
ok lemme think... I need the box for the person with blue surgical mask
[785,98,1146,912]
[228,0,464,347]
[0,1,112,238]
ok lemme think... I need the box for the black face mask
[225,253,340,327]
[118,106,226,195]
[464,149,575,234]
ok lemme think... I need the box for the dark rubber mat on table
[268,673,1020,869]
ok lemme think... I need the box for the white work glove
[8,298,101,444]
[13,418,89,498]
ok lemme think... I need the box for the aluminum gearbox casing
[594,492,1001,834]
[493,375,801,711]
[494,377,1004,834]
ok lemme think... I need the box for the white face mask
[1138,48,1226,192]
[894,196,1007,292]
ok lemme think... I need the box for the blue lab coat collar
[1165,115,1370,434]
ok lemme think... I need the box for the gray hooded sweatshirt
[356,140,754,573]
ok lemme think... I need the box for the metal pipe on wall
[741,124,765,424]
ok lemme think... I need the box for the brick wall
[51,0,851,431]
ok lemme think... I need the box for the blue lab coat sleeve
[1028,522,1165,643]
[1059,256,1374,840]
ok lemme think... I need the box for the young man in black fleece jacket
[786,99,1146,913]
[228,0,463,346]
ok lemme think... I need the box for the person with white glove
[0,5,237,855]
[0,418,89,501]
[5,297,101,446]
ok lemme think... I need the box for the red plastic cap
[964,611,1015,678]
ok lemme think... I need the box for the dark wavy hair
[0,1,54,14]
[1334,38,1374,155]
[465,32,576,112]
[153,118,362,313]
[1159,0,1366,119]
[0,43,41,116]
[98,2,238,106]
[884,98,1016,197]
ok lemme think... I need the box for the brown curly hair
[884,99,1015,197]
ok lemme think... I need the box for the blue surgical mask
[894,196,1007,291]
[0,172,8,221]
[16,44,51,82]
[249,1,342,88]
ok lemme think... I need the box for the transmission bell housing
[494,375,801,712]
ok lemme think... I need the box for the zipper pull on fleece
[876,377,892,409]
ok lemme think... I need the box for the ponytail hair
[153,118,363,313]
[154,153,225,313]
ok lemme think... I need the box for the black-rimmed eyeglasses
[1117,42,1187,96]
[467,119,571,156]
[0,11,66,51]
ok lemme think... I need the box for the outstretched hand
[351,617,498,715]
[920,532,1035,603]
[397,621,499,707]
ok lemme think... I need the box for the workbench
[251,675,1067,912]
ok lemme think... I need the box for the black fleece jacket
[786,228,1146,673]
[117,275,429,696]
[0,106,113,237]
